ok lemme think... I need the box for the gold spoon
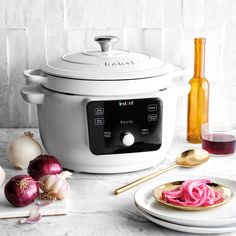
[114,149,209,195]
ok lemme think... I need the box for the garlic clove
[59,171,72,179]
[57,181,70,200]
[19,205,41,224]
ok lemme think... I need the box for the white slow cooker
[21,35,188,173]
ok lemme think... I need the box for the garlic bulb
[0,166,5,186]
[39,171,72,200]
[7,132,42,169]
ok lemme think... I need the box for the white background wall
[0,0,235,128]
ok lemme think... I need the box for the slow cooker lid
[40,36,175,81]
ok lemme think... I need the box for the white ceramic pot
[21,36,188,173]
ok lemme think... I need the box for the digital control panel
[86,98,163,155]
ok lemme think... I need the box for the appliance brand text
[104,60,135,66]
[119,101,134,106]
[120,120,134,125]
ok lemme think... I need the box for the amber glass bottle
[187,38,209,143]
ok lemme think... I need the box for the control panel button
[141,128,149,135]
[104,131,111,138]
[94,108,104,116]
[148,104,157,112]
[148,114,157,122]
[120,132,135,146]
[94,118,104,126]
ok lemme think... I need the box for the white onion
[7,132,42,169]
[0,166,5,186]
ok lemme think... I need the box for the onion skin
[4,175,39,207]
[0,166,5,186]
[28,155,63,181]
[7,132,42,170]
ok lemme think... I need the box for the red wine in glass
[202,134,236,155]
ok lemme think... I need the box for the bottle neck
[194,39,205,78]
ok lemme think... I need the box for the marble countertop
[0,128,236,236]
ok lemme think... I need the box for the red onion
[28,155,63,180]
[4,175,39,207]
[161,179,223,207]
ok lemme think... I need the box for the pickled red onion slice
[161,179,224,207]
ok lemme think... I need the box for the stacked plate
[134,176,236,234]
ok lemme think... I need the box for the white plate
[134,176,236,227]
[136,204,236,235]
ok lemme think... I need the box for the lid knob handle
[94,35,119,52]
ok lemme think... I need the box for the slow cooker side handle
[24,69,48,84]
[21,86,44,104]
[171,79,190,97]
[170,65,190,97]
[170,65,186,78]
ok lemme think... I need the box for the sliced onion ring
[161,179,224,207]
